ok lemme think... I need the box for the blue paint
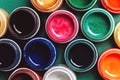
[24,37,57,70]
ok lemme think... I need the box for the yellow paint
[114,22,120,48]
[36,0,57,9]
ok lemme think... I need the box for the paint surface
[47,14,74,41]
[35,0,57,9]
[104,0,120,10]
[69,43,94,68]
[83,12,110,40]
[9,9,35,37]
[114,22,120,48]
[0,18,1,32]
[67,0,93,9]
[0,18,1,27]
[0,43,15,68]
[100,54,120,79]
[27,42,51,69]
[46,71,71,80]
[0,9,8,37]
[12,73,33,80]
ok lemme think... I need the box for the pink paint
[48,14,74,40]
[46,10,79,43]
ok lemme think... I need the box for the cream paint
[0,9,9,37]
[114,22,120,48]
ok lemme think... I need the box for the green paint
[81,8,115,42]
[67,0,97,10]
[86,13,110,39]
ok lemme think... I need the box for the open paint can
[98,48,120,80]
[24,37,57,70]
[81,8,115,42]
[31,0,63,12]
[46,10,79,43]
[0,38,21,71]
[64,39,98,72]
[9,7,40,40]
[8,68,42,80]
[0,9,9,37]
[43,65,76,80]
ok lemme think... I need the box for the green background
[0,0,120,80]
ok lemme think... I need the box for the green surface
[0,0,31,13]
[0,0,120,80]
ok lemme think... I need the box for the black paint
[9,9,36,38]
[0,43,16,68]
[12,73,33,80]
[69,43,94,68]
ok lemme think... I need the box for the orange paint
[31,0,63,12]
[98,49,120,80]
[101,0,120,13]
[33,0,57,9]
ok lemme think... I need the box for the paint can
[0,38,21,71]
[81,8,115,42]
[64,39,98,72]
[0,9,9,37]
[31,0,63,12]
[114,22,120,48]
[8,68,42,80]
[24,37,57,70]
[66,0,97,11]
[9,7,40,40]
[43,65,76,80]
[98,48,120,80]
[101,0,120,14]
[46,10,79,43]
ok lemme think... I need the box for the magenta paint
[46,10,79,43]
[8,68,42,80]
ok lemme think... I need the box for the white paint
[43,66,76,80]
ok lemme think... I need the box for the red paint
[46,10,79,43]
[101,0,120,13]
[98,49,120,80]
[48,14,74,40]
